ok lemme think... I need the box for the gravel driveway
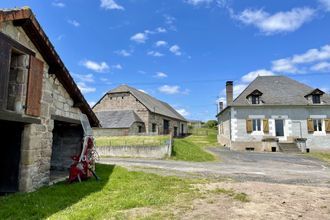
[99,148,330,187]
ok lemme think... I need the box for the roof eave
[0,8,99,127]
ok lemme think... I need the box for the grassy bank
[171,128,218,162]
[0,164,199,219]
[95,135,169,147]
[307,151,330,164]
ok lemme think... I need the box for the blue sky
[2,0,330,121]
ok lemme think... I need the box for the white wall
[231,106,330,151]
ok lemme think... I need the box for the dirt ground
[180,181,330,220]
[101,149,330,219]
[119,181,330,220]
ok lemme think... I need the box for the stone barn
[93,85,188,137]
[0,8,99,193]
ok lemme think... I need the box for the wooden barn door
[26,56,44,117]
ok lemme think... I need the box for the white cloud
[272,44,330,73]
[164,14,176,25]
[81,60,110,73]
[156,27,167,33]
[311,62,330,72]
[57,34,65,41]
[169,45,182,56]
[52,1,65,7]
[176,108,190,117]
[112,64,122,70]
[147,51,164,57]
[73,73,94,83]
[158,85,180,94]
[130,32,148,43]
[77,82,96,94]
[114,49,132,57]
[164,14,177,31]
[138,89,148,94]
[234,7,315,34]
[131,27,167,44]
[154,72,168,78]
[319,0,330,11]
[184,0,213,6]
[68,19,80,27]
[155,40,168,47]
[241,69,275,83]
[88,101,96,107]
[272,58,299,73]
[100,0,124,10]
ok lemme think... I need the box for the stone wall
[97,142,172,159]
[1,21,84,192]
[94,92,187,136]
[217,108,231,146]
[7,54,29,112]
[149,113,187,136]
[94,92,150,130]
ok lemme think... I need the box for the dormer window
[312,95,321,104]
[247,89,263,105]
[251,95,260,104]
[305,88,324,105]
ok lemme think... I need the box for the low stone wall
[97,141,172,159]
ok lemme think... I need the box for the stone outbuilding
[217,76,330,152]
[0,8,99,193]
[93,85,188,136]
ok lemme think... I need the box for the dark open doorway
[50,121,83,182]
[0,120,24,194]
[163,119,170,135]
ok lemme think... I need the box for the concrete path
[99,148,330,187]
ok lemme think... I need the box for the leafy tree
[204,120,218,129]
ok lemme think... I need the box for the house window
[152,123,157,132]
[312,95,321,104]
[313,119,323,132]
[138,125,143,133]
[252,119,261,131]
[251,96,260,104]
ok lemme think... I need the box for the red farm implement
[68,113,99,183]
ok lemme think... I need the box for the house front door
[275,119,285,137]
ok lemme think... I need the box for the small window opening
[312,95,321,104]
[251,95,260,104]
[313,119,323,132]
[252,119,261,131]
[152,123,157,132]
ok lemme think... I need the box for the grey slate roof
[95,110,143,128]
[233,75,330,105]
[108,85,187,121]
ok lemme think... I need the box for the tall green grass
[0,164,198,219]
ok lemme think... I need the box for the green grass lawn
[307,151,330,164]
[171,128,219,162]
[95,135,170,147]
[0,164,199,220]
[186,128,219,147]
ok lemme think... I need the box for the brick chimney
[219,101,224,112]
[226,81,233,106]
